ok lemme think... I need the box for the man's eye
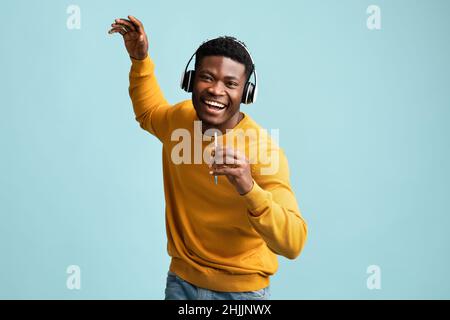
[227,82,238,88]
[200,75,212,81]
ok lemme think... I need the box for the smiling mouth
[202,98,227,111]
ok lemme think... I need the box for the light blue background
[1,0,449,299]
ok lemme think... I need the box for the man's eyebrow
[197,70,214,76]
[223,75,240,81]
[198,70,241,81]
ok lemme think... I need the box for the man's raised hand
[209,147,254,196]
[109,15,149,60]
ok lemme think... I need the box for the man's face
[192,56,247,131]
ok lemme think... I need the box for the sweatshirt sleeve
[128,55,171,142]
[241,149,308,260]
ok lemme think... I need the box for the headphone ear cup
[181,70,195,92]
[180,71,187,91]
[187,70,195,92]
[186,70,195,92]
[241,82,255,104]
[251,82,257,103]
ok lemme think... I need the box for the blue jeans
[164,271,270,300]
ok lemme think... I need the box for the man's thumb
[139,34,144,42]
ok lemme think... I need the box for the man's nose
[207,81,226,95]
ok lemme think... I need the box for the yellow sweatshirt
[128,55,308,292]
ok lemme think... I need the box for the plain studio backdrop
[0,0,449,299]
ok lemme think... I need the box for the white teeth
[204,100,226,109]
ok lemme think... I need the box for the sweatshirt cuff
[241,181,270,217]
[130,55,152,74]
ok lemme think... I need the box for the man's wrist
[130,53,148,60]
[239,180,254,196]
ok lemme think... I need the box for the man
[109,15,308,300]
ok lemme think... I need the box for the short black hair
[194,36,253,79]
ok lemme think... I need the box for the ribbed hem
[130,54,149,63]
[169,258,270,292]
[241,181,270,216]
[130,55,153,76]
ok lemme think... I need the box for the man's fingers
[114,18,136,32]
[216,146,243,156]
[213,155,242,166]
[108,27,126,36]
[212,164,241,171]
[213,149,232,165]
[210,166,239,177]
[214,147,247,162]
[128,15,144,33]
[210,150,244,167]
[111,24,130,33]
[233,149,245,159]
[214,147,235,158]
